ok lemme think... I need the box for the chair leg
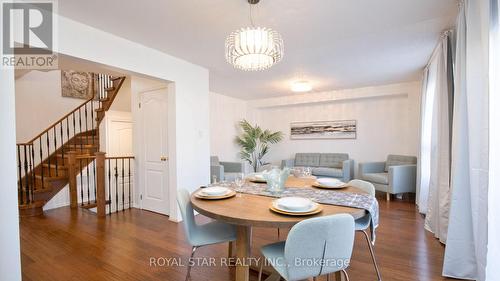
[277,228,280,239]
[185,246,198,281]
[258,259,264,281]
[361,230,382,281]
[386,192,390,201]
[342,269,350,281]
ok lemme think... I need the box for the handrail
[24,97,95,144]
[105,156,135,160]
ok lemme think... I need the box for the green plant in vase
[235,119,284,172]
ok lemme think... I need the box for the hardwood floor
[20,197,453,281]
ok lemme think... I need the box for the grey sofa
[281,153,354,182]
[359,154,417,201]
[210,156,244,182]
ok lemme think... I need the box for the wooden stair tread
[42,163,68,169]
[35,174,67,181]
[57,153,94,158]
[64,144,98,148]
[80,200,111,209]
[105,87,115,92]
[18,200,45,209]
[111,76,122,81]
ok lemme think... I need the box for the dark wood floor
[20,197,453,281]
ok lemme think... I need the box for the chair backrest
[347,179,376,197]
[319,153,349,169]
[284,214,355,280]
[176,189,197,245]
[210,156,220,166]
[385,154,417,171]
[295,153,321,167]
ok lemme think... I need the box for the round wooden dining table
[190,176,367,281]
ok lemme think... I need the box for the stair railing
[16,74,116,205]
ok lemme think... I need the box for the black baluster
[87,158,90,203]
[66,118,70,145]
[128,158,131,208]
[54,127,58,176]
[60,121,64,161]
[108,159,111,210]
[91,100,95,145]
[39,136,44,189]
[78,108,83,152]
[80,159,84,206]
[31,144,35,200]
[17,145,23,205]
[85,103,89,145]
[27,144,33,203]
[115,159,118,212]
[72,112,76,141]
[23,145,30,204]
[93,159,97,200]
[122,158,125,211]
[46,132,50,177]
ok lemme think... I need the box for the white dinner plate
[275,197,314,212]
[272,199,318,213]
[316,178,345,188]
[199,186,231,196]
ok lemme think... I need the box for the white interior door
[139,88,169,215]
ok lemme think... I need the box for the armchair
[210,156,244,182]
[359,155,417,201]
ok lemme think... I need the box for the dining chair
[347,179,382,281]
[177,189,237,281]
[258,214,355,281]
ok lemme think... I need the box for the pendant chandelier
[225,0,284,71]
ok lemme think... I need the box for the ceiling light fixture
[291,81,313,92]
[225,0,284,71]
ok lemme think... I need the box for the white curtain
[423,34,453,243]
[486,0,500,279]
[443,0,490,280]
[416,66,431,214]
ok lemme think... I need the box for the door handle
[160,156,168,161]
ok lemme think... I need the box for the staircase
[16,74,126,217]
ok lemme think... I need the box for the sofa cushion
[295,153,321,167]
[319,153,348,169]
[385,155,417,172]
[312,167,343,178]
[363,173,389,185]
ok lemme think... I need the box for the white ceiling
[58,0,458,100]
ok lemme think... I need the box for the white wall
[55,15,211,221]
[0,69,22,280]
[15,70,82,142]
[209,92,247,161]
[246,82,421,176]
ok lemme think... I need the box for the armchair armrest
[342,159,355,182]
[359,161,386,176]
[388,164,417,194]
[220,161,244,173]
[281,159,295,169]
[210,165,224,182]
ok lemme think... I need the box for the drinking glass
[234,173,245,188]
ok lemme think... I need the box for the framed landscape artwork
[290,120,357,140]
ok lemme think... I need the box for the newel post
[95,152,106,217]
[67,151,78,208]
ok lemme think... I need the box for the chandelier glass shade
[225,26,284,71]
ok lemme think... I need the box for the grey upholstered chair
[258,214,355,281]
[281,153,354,182]
[359,154,417,201]
[210,156,244,182]
[347,180,382,281]
[177,189,237,281]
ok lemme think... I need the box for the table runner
[232,183,379,241]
